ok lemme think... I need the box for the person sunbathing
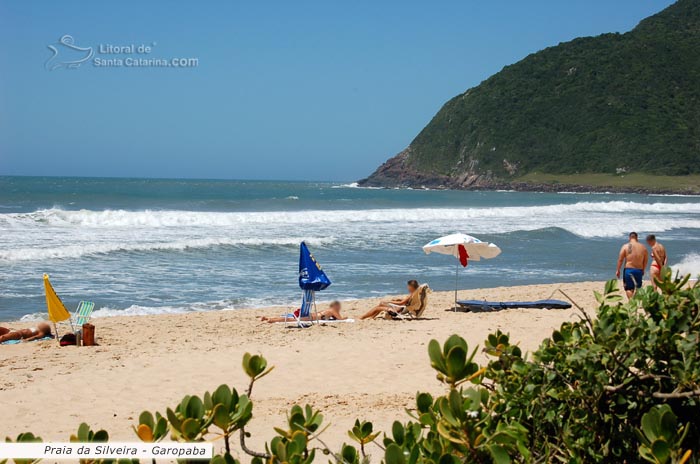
[0,323,52,343]
[360,280,419,320]
[261,301,346,323]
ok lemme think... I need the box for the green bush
[3,270,698,463]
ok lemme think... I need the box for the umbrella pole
[454,259,459,311]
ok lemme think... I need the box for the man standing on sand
[616,232,649,299]
[646,234,667,290]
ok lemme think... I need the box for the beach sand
[0,281,607,460]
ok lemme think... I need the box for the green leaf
[138,411,154,429]
[445,346,467,380]
[212,403,230,430]
[186,395,205,419]
[392,421,405,445]
[93,430,109,442]
[416,392,433,413]
[650,439,671,463]
[212,384,232,409]
[385,443,406,464]
[488,444,511,464]
[428,339,446,372]
[341,444,358,463]
[242,353,268,379]
[181,418,201,440]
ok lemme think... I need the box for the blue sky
[0,0,675,181]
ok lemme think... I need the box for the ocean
[1,176,699,322]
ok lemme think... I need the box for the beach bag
[59,333,77,346]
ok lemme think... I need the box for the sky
[0,0,676,181]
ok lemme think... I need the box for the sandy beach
[0,280,612,460]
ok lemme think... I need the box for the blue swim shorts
[623,268,643,291]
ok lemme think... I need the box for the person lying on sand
[0,323,52,343]
[261,301,346,323]
[360,280,419,320]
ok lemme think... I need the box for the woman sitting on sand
[261,301,345,323]
[0,323,52,343]
[360,280,419,320]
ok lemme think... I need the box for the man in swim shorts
[646,235,667,290]
[616,232,649,299]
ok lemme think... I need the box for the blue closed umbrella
[299,241,331,291]
[293,242,331,326]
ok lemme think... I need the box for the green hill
[360,0,700,193]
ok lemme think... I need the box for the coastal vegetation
[360,0,700,192]
[3,270,699,463]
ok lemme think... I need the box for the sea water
[1,176,699,321]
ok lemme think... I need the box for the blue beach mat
[1,336,54,345]
[455,299,572,313]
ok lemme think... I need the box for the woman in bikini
[0,323,52,343]
[646,234,667,290]
[360,280,419,320]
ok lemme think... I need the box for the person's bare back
[622,241,648,270]
[616,232,649,298]
[646,235,667,290]
[651,242,667,269]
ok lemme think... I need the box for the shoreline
[1,281,608,457]
[356,181,700,196]
[2,279,613,324]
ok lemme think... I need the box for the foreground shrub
[2,269,698,463]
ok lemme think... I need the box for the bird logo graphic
[45,35,94,70]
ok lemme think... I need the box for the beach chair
[393,284,431,319]
[73,301,95,328]
[44,274,95,342]
[285,289,316,328]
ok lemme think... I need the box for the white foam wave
[331,182,382,189]
[672,253,700,278]
[0,236,336,262]
[91,304,201,318]
[14,297,294,321]
[4,201,699,229]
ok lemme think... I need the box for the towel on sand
[2,336,54,345]
[455,299,572,312]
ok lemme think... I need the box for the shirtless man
[646,234,667,290]
[0,323,52,343]
[616,232,649,299]
[360,280,419,320]
[261,300,346,323]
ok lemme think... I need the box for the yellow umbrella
[43,273,71,324]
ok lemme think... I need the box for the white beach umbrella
[423,233,502,309]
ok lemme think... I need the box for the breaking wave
[2,201,699,228]
[0,236,335,262]
[672,253,700,278]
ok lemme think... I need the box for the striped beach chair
[284,289,316,328]
[73,301,95,328]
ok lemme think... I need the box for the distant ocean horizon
[1,176,699,322]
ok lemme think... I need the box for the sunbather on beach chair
[261,301,346,323]
[0,323,52,343]
[360,280,430,320]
